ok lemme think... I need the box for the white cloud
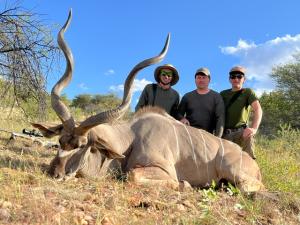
[78,83,88,90]
[109,78,151,93]
[109,84,123,92]
[221,39,257,55]
[253,88,273,97]
[133,78,152,92]
[220,34,300,92]
[104,69,115,76]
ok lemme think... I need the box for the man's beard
[160,80,171,85]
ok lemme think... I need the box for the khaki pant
[223,128,256,159]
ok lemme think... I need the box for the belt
[224,124,247,135]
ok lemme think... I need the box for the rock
[181,200,196,210]
[176,204,185,211]
[179,180,192,192]
[1,201,12,209]
[101,217,112,225]
[0,208,10,220]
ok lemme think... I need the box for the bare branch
[0,1,60,120]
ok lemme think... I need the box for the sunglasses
[230,74,244,79]
[160,70,173,78]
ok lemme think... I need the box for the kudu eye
[58,134,73,148]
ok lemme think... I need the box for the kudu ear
[31,123,64,138]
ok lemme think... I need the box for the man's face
[229,73,245,89]
[195,74,210,90]
[159,69,173,85]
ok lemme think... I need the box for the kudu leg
[216,143,265,193]
[127,167,187,190]
[236,173,265,193]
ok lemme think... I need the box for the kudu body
[33,10,264,192]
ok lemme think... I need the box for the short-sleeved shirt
[135,84,180,118]
[220,88,258,129]
[177,90,225,137]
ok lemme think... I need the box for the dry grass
[0,135,299,225]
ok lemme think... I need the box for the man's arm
[215,94,225,137]
[177,95,189,124]
[135,87,148,112]
[170,93,180,119]
[243,100,263,138]
[250,100,263,130]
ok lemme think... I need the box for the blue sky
[7,0,300,109]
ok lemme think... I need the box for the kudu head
[32,9,170,179]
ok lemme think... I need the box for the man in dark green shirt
[177,67,225,137]
[135,64,180,118]
[220,66,263,159]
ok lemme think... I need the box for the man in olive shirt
[135,64,180,118]
[220,66,263,159]
[177,67,225,137]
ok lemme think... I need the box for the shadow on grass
[0,136,55,158]
[0,155,50,173]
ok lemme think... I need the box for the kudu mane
[134,106,170,119]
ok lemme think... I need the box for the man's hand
[243,127,257,139]
[180,118,190,126]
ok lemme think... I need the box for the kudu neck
[94,123,134,156]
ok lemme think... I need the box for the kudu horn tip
[61,9,73,32]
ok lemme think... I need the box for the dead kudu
[33,10,265,193]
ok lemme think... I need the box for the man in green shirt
[220,66,263,159]
[135,64,180,118]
